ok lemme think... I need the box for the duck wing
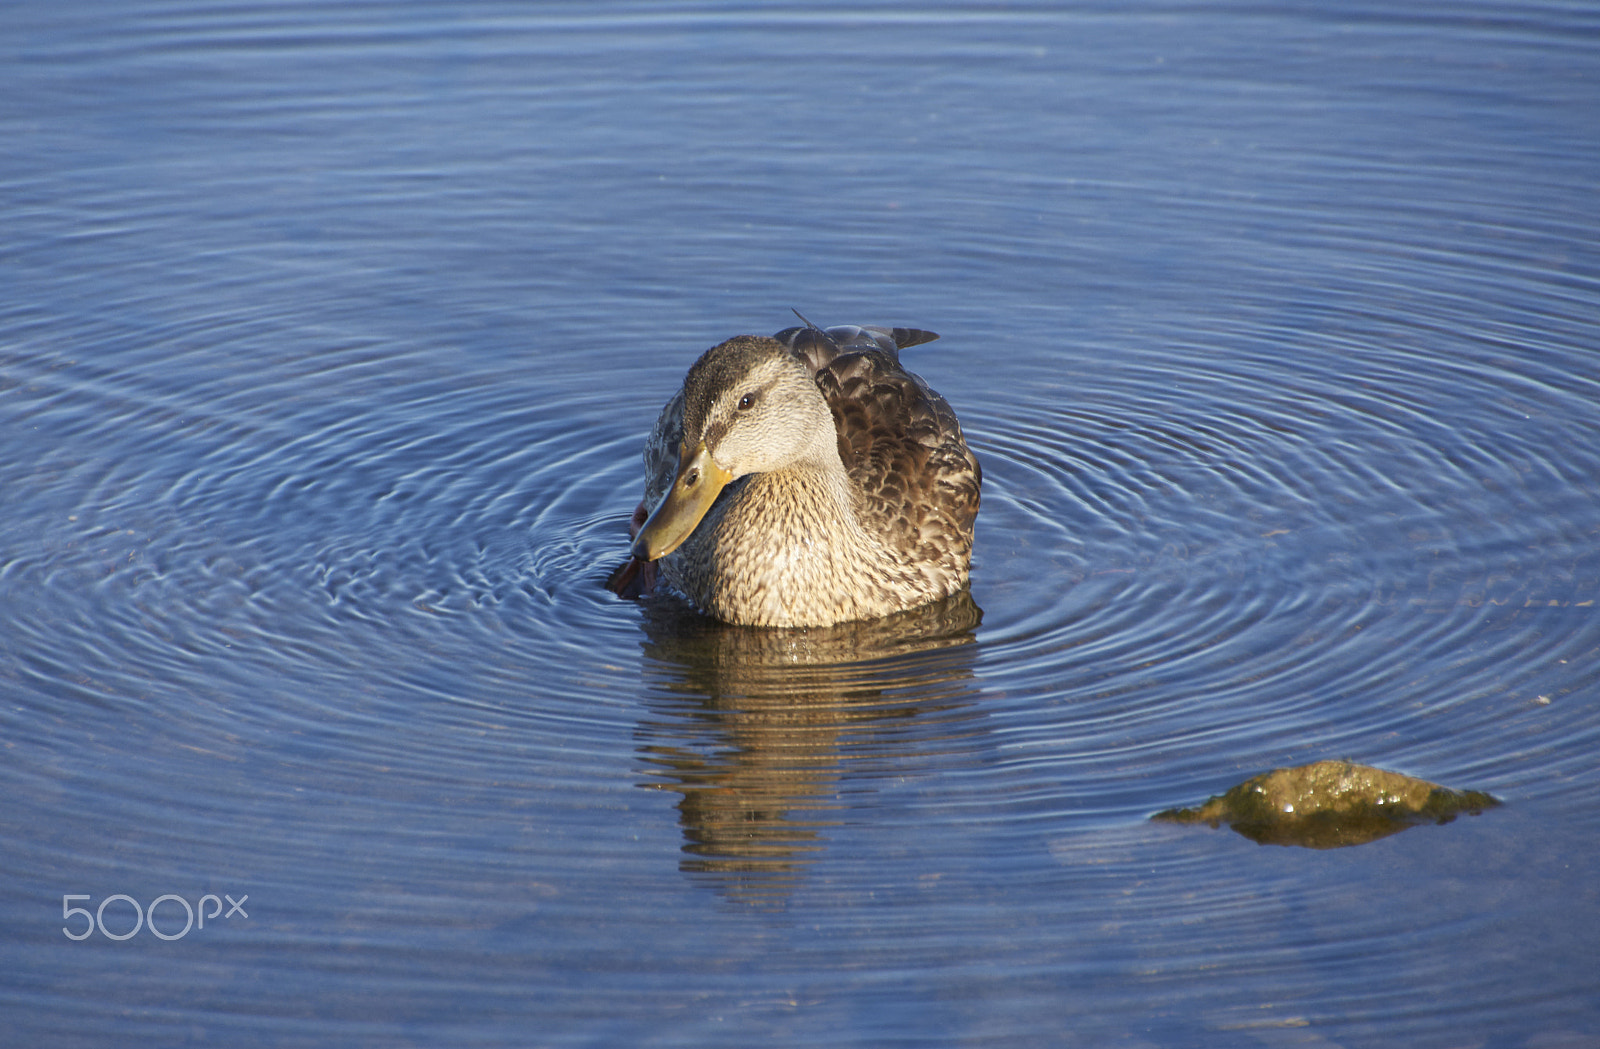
[641,385,685,513]
[605,384,685,597]
[813,344,981,570]
[773,323,940,370]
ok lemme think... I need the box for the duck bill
[631,441,734,562]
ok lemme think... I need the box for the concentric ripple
[4,1,1600,1046]
[962,319,1600,810]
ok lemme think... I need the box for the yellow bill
[631,440,734,561]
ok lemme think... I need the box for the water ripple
[4,2,1599,1043]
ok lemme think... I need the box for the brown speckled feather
[816,349,981,569]
[774,325,978,565]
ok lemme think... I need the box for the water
[3,2,1598,1046]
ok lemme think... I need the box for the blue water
[3,2,1599,1046]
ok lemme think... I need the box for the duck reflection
[633,591,985,904]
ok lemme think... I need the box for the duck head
[632,335,837,562]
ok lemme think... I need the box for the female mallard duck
[607,319,980,628]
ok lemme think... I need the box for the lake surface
[3,2,1598,1046]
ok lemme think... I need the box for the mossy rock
[1152,760,1500,848]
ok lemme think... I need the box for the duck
[606,317,981,628]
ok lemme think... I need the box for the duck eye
[737,392,758,411]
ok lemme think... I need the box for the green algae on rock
[1152,760,1500,849]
